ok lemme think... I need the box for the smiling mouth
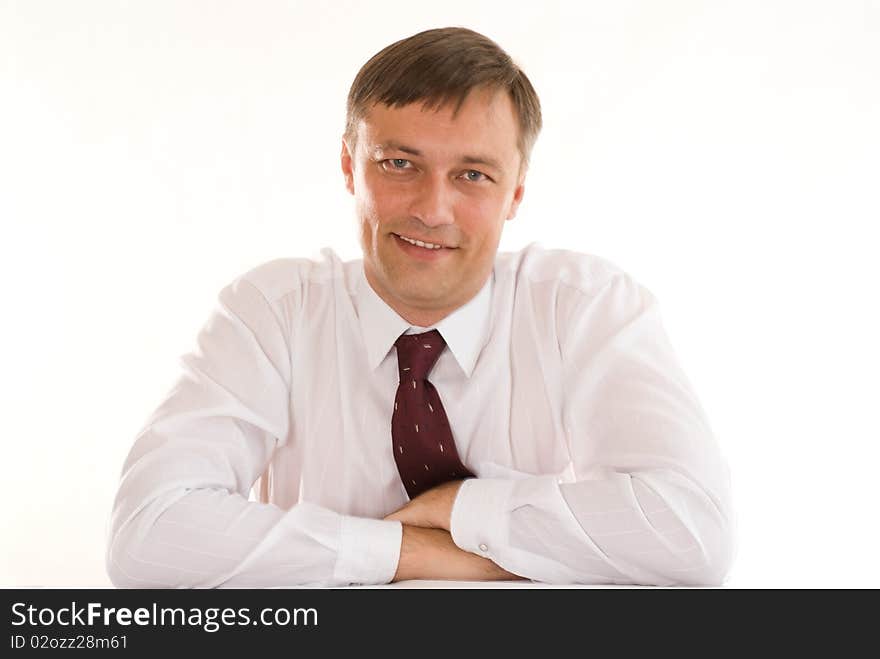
[392,233,457,250]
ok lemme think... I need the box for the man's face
[341,86,525,325]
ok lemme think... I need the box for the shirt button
[479,543,488,552]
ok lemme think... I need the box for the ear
[341,138,354,195]
[506,179,525,221]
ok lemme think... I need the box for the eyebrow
[374,140,505,173]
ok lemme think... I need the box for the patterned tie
[392,329,474,499]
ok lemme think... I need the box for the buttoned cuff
[334,516,403,586]
[450,477,517,559]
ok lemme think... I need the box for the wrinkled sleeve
[105,276,401,588]
[451,274,735,586]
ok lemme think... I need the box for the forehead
[356,88,521,168]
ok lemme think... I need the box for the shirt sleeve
[450,273,736,586]
[105,275,402,588]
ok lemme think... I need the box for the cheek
[458,197,506,242]
[358,175,401,224]
[355,184,382,228]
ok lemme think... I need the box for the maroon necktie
[392,329,474,499]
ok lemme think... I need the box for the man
[106,27,735,587]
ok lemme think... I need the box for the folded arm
[444,275,735,586]
[106,275,402,588]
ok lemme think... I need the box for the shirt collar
[356,265,493,378]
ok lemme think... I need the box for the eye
[382,158,412,171]
[462,170,489,183]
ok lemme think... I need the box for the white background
[1,0,878,588]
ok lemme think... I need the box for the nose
[408,173,455,228]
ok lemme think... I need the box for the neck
[380,293,457,328]
[363,270,484,328]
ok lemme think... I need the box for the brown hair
[344,27,542,174]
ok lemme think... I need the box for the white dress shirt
[106,242,735,588]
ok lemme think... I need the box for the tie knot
[394,329,446,380]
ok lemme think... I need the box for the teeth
[398,234,442,250]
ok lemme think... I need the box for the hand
[390,525,526,583]
[383,479,466,532]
